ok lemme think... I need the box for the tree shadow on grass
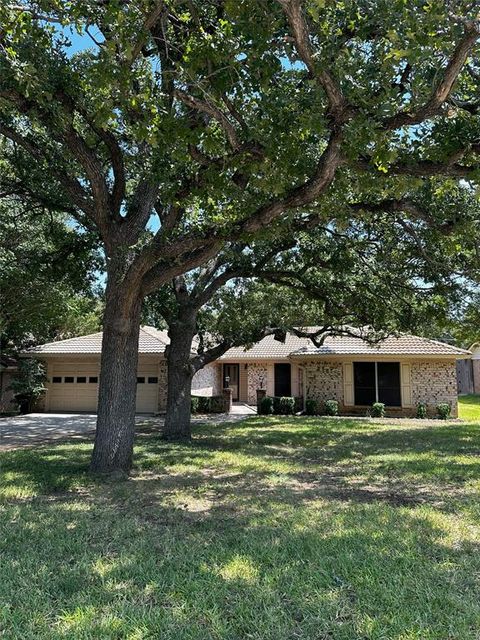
[2,469,480,639]
[1,418,480,637]
[1,417,479,506]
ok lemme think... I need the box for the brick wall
[247,363,268,404]
[192,363,222,397]
[158,360,168,411]
[303,361,344,406]
[411,360,458,417]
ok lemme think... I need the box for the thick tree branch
[129,1,165,64]
[0,123,94,216]
[141,242,223,295]
[354,155,479,178]
[238,127,343,234]
[277,0,348,121]
[385,18,480,129]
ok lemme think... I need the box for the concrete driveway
[0,413,153,450]
[0,406,256,450]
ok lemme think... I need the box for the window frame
[353,361,402,407]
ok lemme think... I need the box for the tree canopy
[1,1,480,282]
[0,192,102,352]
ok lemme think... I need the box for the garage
[48,362,99,412]
[135,366,160,413]
[47,362,160,413]
[30,327,170,414]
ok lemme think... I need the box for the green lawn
[459,394,480,421]
[1,417,479,640]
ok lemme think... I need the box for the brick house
[25,327,470,417]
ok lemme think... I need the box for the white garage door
[135,367,159,413]
[48,362,99,412]
[48,363,159,413]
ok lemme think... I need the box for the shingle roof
[220,330,471,360]
[29,326,170,355]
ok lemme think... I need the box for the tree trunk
[162,314,197,441]
[90,277,142,475]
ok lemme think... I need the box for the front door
[223,364,239,401]
[274,363,291,397]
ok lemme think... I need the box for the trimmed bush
[191,395,226,414]
[210,395,226,413]
[294,396,304,413]
[191,396,200,414]
[305,398,318,415]
[371,402,385,418]
[198,396,211,413]
[272,396,282,414]
[259,396,274,415]
[437,403,451,420]
[416,402,427,419]
[279,396,295,415]
[324,399,339,416]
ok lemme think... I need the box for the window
[377,362,401,406]
[137,377,145,384]
[64,376,74,383]
[77,376,87,383]
[148,376,158,384]
[52,376,62,383]
[354,363,376,406]
[354,362,401,407]
[89,376,98,384]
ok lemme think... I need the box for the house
[27,327,470,417]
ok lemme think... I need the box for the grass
[459,394,480,421]
[1,415,479,640]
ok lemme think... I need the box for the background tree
[1,1,480,471]
[0,194,102,353]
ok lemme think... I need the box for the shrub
[416,402,427,419]
[259,396,273,415]
[210,395,226,413]
[437,403,451,420]
[324,399,339,416]
[191,396,200,413]
[272,396,282,414]
[198,396,211,413]
[192,395,226,414]
[305,398,318,415]
[371,402,385,418]
[279,396,295,415]
[10,359,46,414]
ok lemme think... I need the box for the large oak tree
[1,0,480,472]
